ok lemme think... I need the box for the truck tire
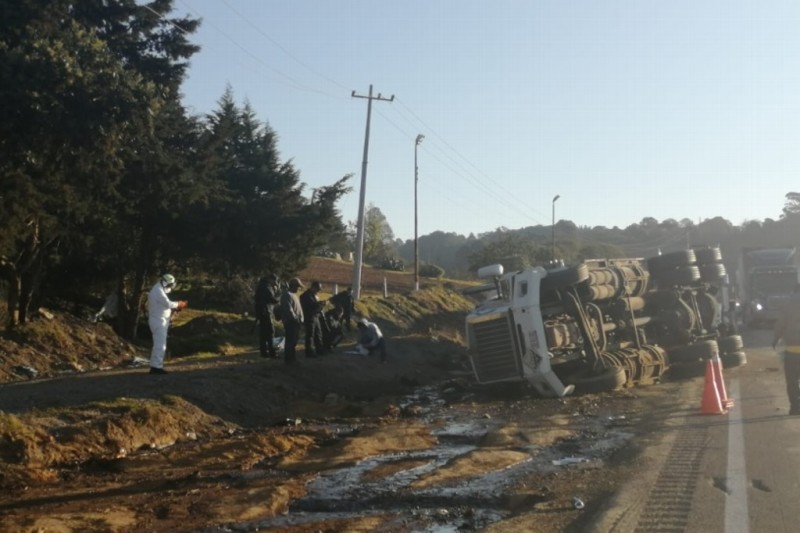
[699,263,727,282]
[569,366,627,394]
[647,250,697,271]
[667,340,719,363]
[668,360,706,379]
[654,265,701,287]
[721,350,747,368]
[693,246,722,264]
[541,263,589,291]
[718,335,744,353]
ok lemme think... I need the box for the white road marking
[725,378,750,533]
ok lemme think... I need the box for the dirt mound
[0,310,142,383]
[0,396,238,489]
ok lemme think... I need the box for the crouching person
[356,318,387,363]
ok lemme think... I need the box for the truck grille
[469,315,521,383]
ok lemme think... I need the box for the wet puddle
[201,386,634,532]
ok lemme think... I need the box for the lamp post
[414,134,425,291]
[551,194,560,261]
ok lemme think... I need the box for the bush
[182,276,253,314]
[419,264,445,278]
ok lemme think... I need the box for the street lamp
[414,134,425,291]
[551,194,560,262]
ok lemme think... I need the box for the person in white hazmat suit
[147,274,187,374]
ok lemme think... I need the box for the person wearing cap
[356,317,387,363]
[147,274,187,374]
[254,274,281,359]
[300,280,327,357]
[279,277,305,365]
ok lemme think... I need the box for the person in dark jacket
[254,274,280,358]
[279,277,304,365]
[321,306,345,351]
[772,285,800,415]
[300,280,326,357]
[330,287,355,331]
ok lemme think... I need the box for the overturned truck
[464,247,746,397]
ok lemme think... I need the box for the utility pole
[414,134,424,292]
[351,84,394,300]
[551,194,560,261]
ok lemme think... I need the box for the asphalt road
[593,328,800,533]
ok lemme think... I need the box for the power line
[178,0,334,96]
[140,4,192,34]
[372,108,546,226]
[173,1,557,231]
[394,97,550,221]
[218,0,350,93]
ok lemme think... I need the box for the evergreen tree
[186,89,351,279]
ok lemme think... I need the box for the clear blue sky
[172,0,799,241]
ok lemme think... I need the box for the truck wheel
[569,366,627,394]
[666,347,700,364]
[718,335,744,353]
[667,340,719,363]
[647,250,697,271]
[541,263,589,291]
[668,360,706,379]
[699,263,727,282]
[654,265,701,286]
[693,246,722,264]
[721,351,747,368]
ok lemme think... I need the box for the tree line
[0,1,350,336]
[381,201,800,279]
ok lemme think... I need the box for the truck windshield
[752,272,798,294]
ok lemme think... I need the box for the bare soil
[0,258,677,532]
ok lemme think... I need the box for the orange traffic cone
[712,354,734,408]
[701,359,727,415]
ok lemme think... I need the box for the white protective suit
[147,281,179,369]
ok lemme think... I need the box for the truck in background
[735,247,800,328]
[464,247,746,397]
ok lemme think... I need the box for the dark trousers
[367,337,388,362]
[336,305,353,332]
[283,320,301,363]
[257,314,276,358]
[784,352,800,412]
[304,316,324,356]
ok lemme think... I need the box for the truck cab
[465,248,746,396]
[737,248,800,327]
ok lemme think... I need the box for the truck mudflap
[520,349,575,397]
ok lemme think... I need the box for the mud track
[0,330,691,532]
